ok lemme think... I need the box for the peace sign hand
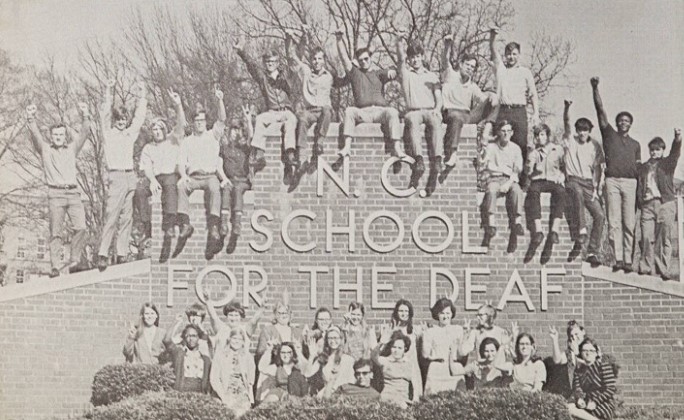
[549,326,559,340]
[168,89,182,106]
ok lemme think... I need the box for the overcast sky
[1,0,682,173]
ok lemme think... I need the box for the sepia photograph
[0,0,682,419]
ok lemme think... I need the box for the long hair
[391,299,414,335]
[380,330,411,357]
[135,302,160,340]
[513,333,541,364]
[312,307,332,331]
[273,342,298,367]
[318,326,344,367]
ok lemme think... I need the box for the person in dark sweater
[591,77,641,273]
[334,358,381,401]
[636,129,682,279]
[218,106,254,251]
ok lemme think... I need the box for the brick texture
[0,124,682,419]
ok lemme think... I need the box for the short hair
[151,118,169,134]
[387,331,411,353]
[185,303,206,321]
[578,337,600,361]
[310,47,326,60]
[49,123,67,134]
[496,119,514,133]
[478,303,497,322]
[478,337,500,358]
[430,297,456,321]
[459,53,478,66]
[566,320,585,339]
[616,111,633,124]
[139,302,160,327]
[391,299,414,335]
[533,123,551,138]
[348,301,365,316]
[272,301,291,324]
[649,136,666,150]
[354,47,371,59]
[353,358,373,372]
[262,50,279,61]
[191,109,206,122]
[575,118,594,131]
[223,300,246,318]
[274,342,298,367]
[112,106,129,122]
[312,307,332,330]
[505,42,521,54]
[181,324,200,341]
[406,42,425,58]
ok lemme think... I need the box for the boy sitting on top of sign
[234,38,299,186]
[285,25,333,184]
[26,102,93,277]
[636,128,682,280]
[396,37,444,196]
[480,120,524,252]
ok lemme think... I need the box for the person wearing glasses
[334,30,404,161]
[305,326,355,397]
[460,304,513,366]
[256,340,309,403]
[175,87,229,258]
[479,120,524,251]
[334,358,381,401]
[568,338,618,420]
[498,333,546,392]
[233,38,299,185]
[256,300,304,364]
[162,323,212,393]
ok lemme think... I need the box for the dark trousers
[136,174,180,232]
[221,178,250,213]
[134,177,152,225]
[565,177,605,255]
[524,179,567,231]
[497,105,528,182]
[296,106,332,148]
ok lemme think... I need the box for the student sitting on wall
[636,129,682,280]
[479,120,524,251]
[523,123,567,264]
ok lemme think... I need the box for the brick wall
[0,124,682,420]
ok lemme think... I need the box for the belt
[49,184,78,190]
[110,169,135,173]
[269,106,291,112]
[190,171,216,177]
[501,104,526,109]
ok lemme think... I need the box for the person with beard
[25,102,92,277]
[591,76,641,273]
[636,129,681,279]
[138,89,186,262]
[163,323,212,393]
[174,87,229,259]
[97,79,148,271]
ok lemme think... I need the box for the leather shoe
[209,225,221,242]
[612,261,625,272]
[178,224,194,239]
[97,256,108,272]
[548,231,559,244]
[577,233,588,244]
[585,254,601,268]
[513,223,525,236]
[116,256,127,265]
[49,268,60,278]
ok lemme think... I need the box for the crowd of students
[25,25,680,280]
[124,297,619,420]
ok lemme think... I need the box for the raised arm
[242,105,254,140]
[590,77,609,130]
[202,296,226,336]
[100,78,115,131]
[129,81,148,134]
[563,100,573,140]
[489,27,503,70]
[396,37,406,72]
[441,34,454,78]
[234,38,265,86]
[334,31,353,73]
[168,89,186,142]
[214,86,226,130]
[25,104,44,153]
[163,315,185,348]
[663,128,683,172]
[73,102,93,154]
[258,340,275,373]
[549,327,567,365]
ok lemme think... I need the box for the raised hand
[511,321,520,339]
[675,128,681,138]
[444,33,454,43]
[590,77,599,88]
[214,85,224,102]
[127,322,137,339]
[241,104,251,118]
[168,89,182,106]
[176,313,186,323]
[333,30,344,40]
[387,69,397,80]
[134,80,146,97]
[489,26,500,37]
[463,317,472,333]
[564,99,573,108]
[77,101,90,117]
[26,104,37,118]
[379,323,393,344]
[284,29,297,39]
[233,38,245,50]
[307,335,318,354]
[549,326,559,340]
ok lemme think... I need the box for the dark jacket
[637,136,681,206]
[167,343,212,393]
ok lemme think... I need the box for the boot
[283,148,300,186]
[408,155,425,189]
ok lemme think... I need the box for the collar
[409,66,428,74]
[505,62,521,69]
[311,68,329,77]
[50,143,69,150]
[477,324,494,331]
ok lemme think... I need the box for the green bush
[241,395,414,420]
[89,391,236,420]
[90,364,174,406]
[413,388,572,420]
[615,405,684,420]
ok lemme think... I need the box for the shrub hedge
[241,395,415,420]
[615,405,684,420]
[90,364,174,406]
[413,388,572,420]
[89,391,236,420]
